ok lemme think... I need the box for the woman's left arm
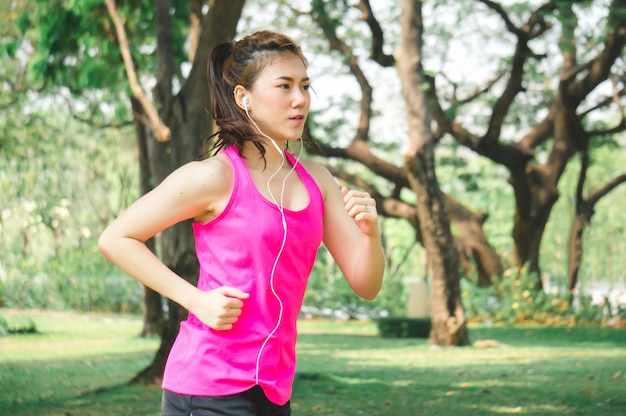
[311,163,385,300]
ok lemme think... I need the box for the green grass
[0,310,160,415]
[1,311,625,415]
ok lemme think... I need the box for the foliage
[24,0,182,88]
[0,100,142,313]
[3,0,191,127]
[375,316,431,338]
[0,312,36,336]
[462,263,622,326]
[303,246,379,319]
[303,217,420,319]
[2,311,626,415]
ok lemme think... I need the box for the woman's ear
[233,85,248,110]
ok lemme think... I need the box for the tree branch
[311,0,372,142]
[568,0,626,101]
[304,123,408,187]
[587,119,626,137]
[154,0,174,106]
[448,71,505,105]
[104,0,171,142]
[481,21,530,145]
[187,0,203,63]
[476,0,523,36]
[354,0,394,67]
[578,86,626,118]
[588,173,626,206]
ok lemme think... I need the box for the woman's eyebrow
[273,76,310,82]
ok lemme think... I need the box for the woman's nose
[292,90,308,108]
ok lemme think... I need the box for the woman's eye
[279,84,290,89]
[303,85,311,91]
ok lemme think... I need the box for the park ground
[0,310,625,415]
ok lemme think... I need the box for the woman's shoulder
[161,153,234,222]
[300,158,329,176]
[167,153,233,194]
[300,158,335,195]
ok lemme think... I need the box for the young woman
[98,30,385,416]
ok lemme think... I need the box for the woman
[98,30,385,416]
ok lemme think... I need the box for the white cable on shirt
[244,106,303,385]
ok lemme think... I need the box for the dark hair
[201,31,308,159]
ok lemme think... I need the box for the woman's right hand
[189,286,250,330]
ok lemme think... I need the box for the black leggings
[161,386,291,416]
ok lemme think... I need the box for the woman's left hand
[341,187,379,236]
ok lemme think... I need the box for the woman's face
[245,53,310,144]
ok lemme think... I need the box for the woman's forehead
[257,54,308,81]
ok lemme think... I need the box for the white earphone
[242,96,284,156]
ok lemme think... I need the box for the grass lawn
[0,310,625,415]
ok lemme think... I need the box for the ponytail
[206,41,236,127]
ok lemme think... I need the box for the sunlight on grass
[1,312,625,415]
[0,311,160,416]
[0,310,156,363]
[485,405,525,413]
[293,319,626,415]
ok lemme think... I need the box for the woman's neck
[242,140,286,171]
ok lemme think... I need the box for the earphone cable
[246,107,304,385]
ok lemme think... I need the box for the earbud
[241,96,283,156]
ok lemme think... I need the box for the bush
[55,274,143,314]
[462,265,617,326]
[376,317,431,338]
[0,312,37,336]
[2,270,59,310]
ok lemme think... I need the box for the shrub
[462,265,617,326]
[376,317,431,338]
[2,270,58,310]
[0,312,37,336]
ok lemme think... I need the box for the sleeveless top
[162,146,325,405]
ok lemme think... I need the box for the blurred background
[1,0,625,337]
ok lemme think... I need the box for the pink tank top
[162,146,325,405]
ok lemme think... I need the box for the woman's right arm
[98,158,249,330]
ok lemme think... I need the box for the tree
[396,0,469,345]
[303,0,626,293]
[105,0,246,382]
[425,0,626,287]
[303,0,502,287]
[282,0,475,344]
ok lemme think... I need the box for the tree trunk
[567,214,587,299]
[131,0,246,384]
[397,0,468,347]
[130,97,165,337]
[510,162,560,288]
[446,198,502,286]
[320,153,502,285]
[567,150,591,300]
[567,150,626,301]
